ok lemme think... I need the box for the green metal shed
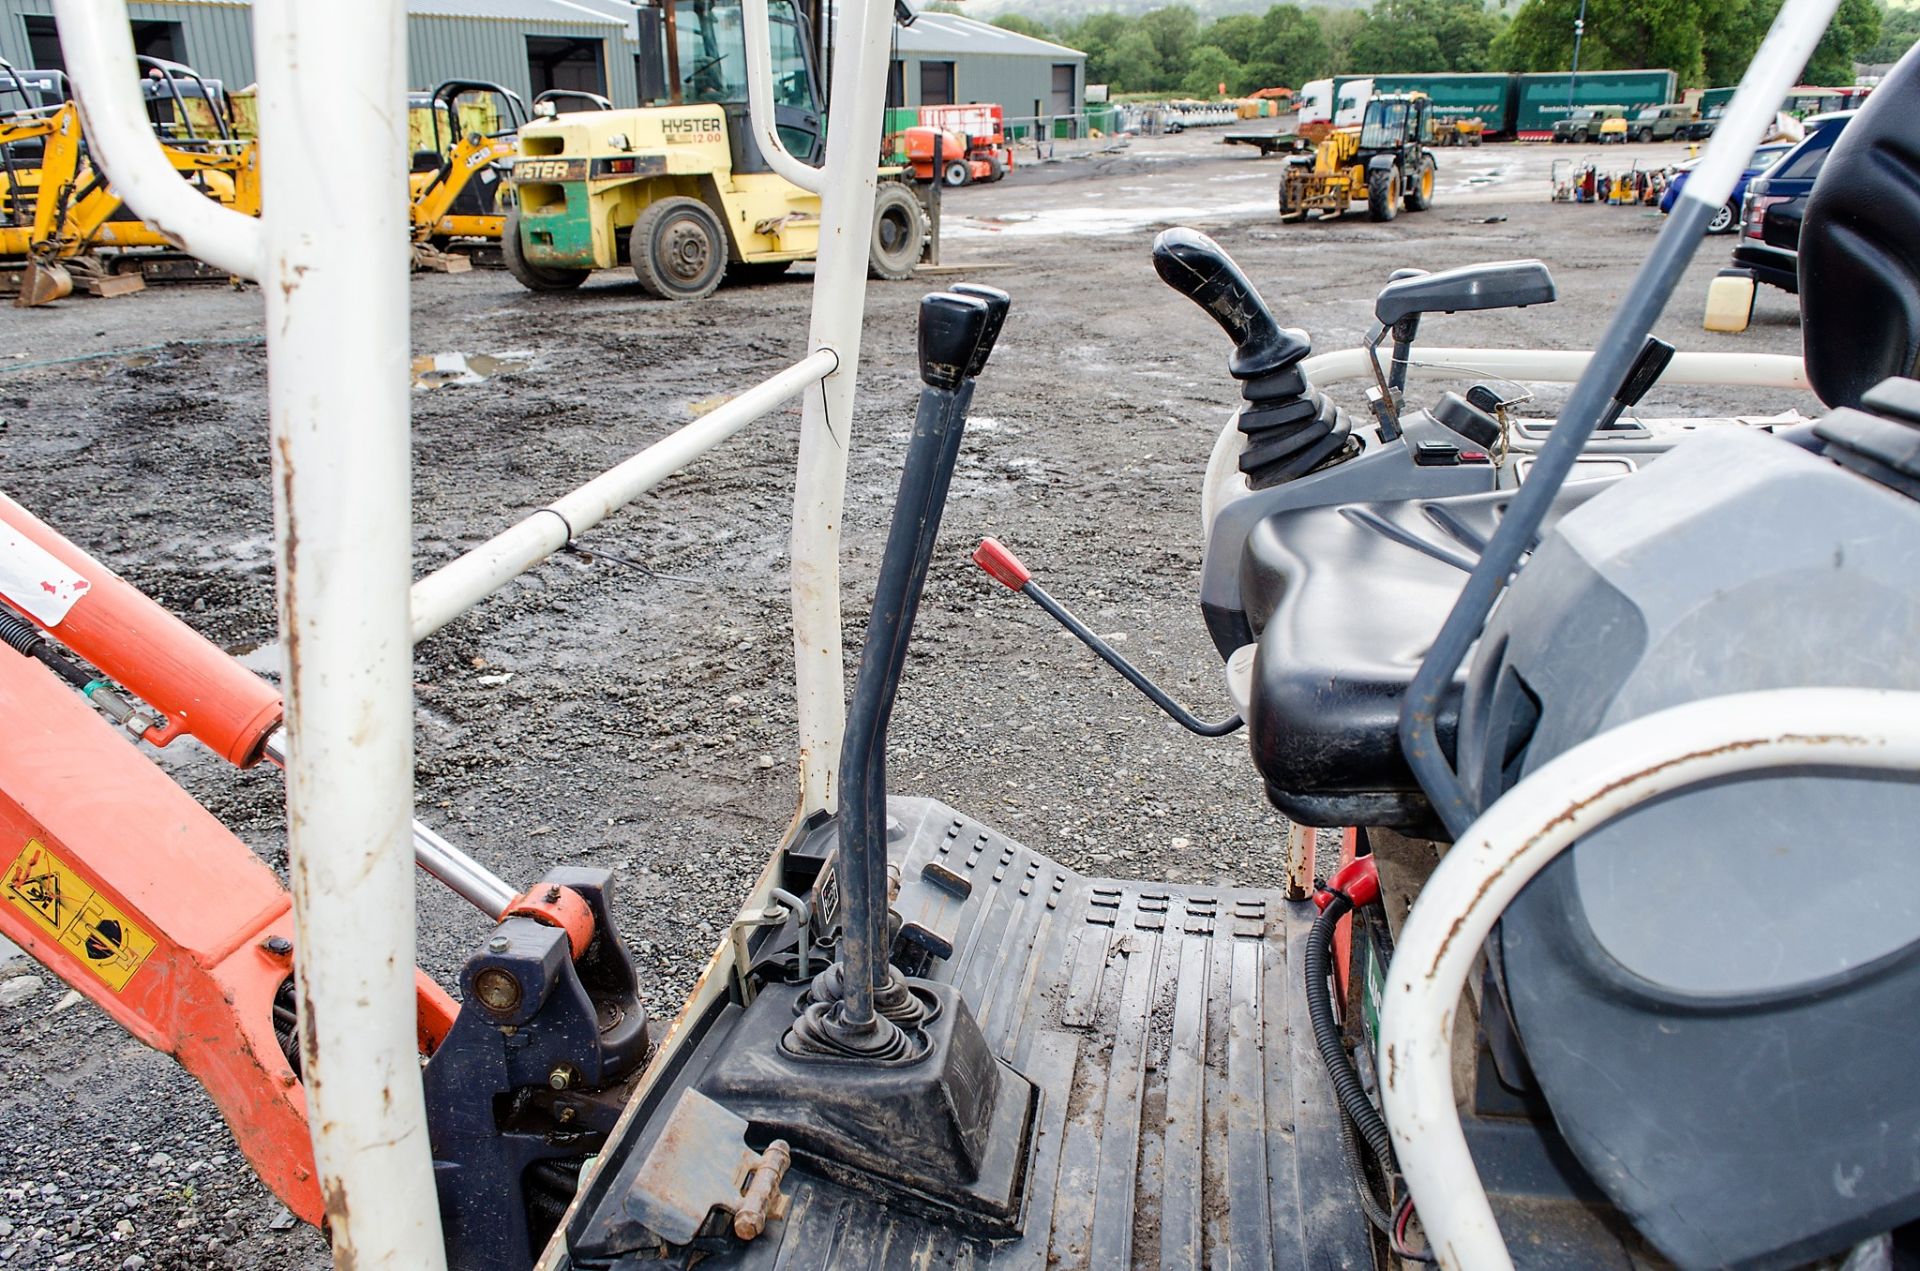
[890,10,1086,138]
[1,0,640,106]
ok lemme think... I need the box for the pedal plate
[562,798,1369,1269]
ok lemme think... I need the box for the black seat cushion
[1800,44,1920,410]
[1241,482,1612,830]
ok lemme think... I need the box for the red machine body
[906,104,1014,186]
[0,493,462,1225]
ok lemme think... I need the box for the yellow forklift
[504,0,930,299]
[1279,91,1437,223]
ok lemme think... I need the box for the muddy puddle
[412,351,533,389]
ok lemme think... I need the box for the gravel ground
[0,133,1815,1270]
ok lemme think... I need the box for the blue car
[1660,140,1795,233]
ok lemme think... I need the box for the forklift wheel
[630,196,727,302]
[1367,165,1400,222]
[502,212,589,292]
[1404,154,1436,212]
[942,159,971,187]
[868,183,927,281]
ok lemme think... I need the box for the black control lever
[790,291,998,1061]
[1598,336,1675,430]
[1433,391,1502,450]
[972,538,1243,737]
[1152,227,1308,381]
[1384,267,1430,395]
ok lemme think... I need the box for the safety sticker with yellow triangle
[4,838,156,991]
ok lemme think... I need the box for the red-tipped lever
[970,537,1242,738]
[972,537,1031,591]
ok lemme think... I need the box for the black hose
[0,604,93,689]
[1335,1100,1397,1235]
[0,605,39,655]
[1305,889,1394,1167]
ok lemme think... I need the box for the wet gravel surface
[0,141,1815,1269]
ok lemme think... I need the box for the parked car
[1733,111,1855,293]
[1659,141,1795,233]
[1629,102,1694,142]
[1552,105,1628,143]
[1675,104,1722,141]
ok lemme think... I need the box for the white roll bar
[410,348,837,642]
[55,1,448,1264]
[1378,687,1920,1270]
[1201,348,1810,537]
[52,0,262,279]
[787,0,900,813]
[741,0,826,194]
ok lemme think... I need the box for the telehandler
[1279,91,1437,223]
[8,1,1920,1269]
[504,0,930,298]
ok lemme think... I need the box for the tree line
[972,0,1914,97]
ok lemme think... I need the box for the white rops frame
[47,0,1920,1266]
[53,0,891,1260]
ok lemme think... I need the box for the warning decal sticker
[4,840,156,991]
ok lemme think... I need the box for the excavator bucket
[14,257,73,308]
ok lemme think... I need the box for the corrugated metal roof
[895,12,1084,60]
[405,0,625,25]
[158,0,627,15]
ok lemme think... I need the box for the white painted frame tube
[251,3,447,1266]
[411,349,836,642]
[741,0,826,193]
[51,0,262,278]
[1377,688,1920,1271]
[788,0,897,814]
[53,2,444,1264]
[1300,346,1808,392]
[1202,347,1810,535]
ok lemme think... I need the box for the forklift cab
[650,0,825,169]
[1358,93,1431,150]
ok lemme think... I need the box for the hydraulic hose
[1305,887,1395,1167]
[0,602,96,690]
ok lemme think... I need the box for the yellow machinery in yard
[505,0,929,299]
[0,57,258,305]
[1278,91,1437,223]
[405,80,532,267]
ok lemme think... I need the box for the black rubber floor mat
[567,797,1372,1270]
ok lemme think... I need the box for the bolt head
[264,936,294,957]
[488,934,510,953]
[548,1067,571,1091]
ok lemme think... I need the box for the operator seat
[1799,45,1920,410]
[1462,46,1920,1267]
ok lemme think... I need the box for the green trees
[1489,0,1884,87]
[1003,0,1897,97]
[1864,3,1920,64]
[1348,0,1503,71]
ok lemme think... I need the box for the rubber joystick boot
[1152,227,1309,382]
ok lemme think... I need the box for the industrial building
[1,0,643,106]
[888,10,1086,134]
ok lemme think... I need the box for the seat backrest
[1799,46,1920,409]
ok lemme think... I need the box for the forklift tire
[1404,154,1436,212]
[502,212,588,292]
[943,159,972,187]
[630,196,727,302]
[868,183,926,281]
[1367,165,1400,222]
